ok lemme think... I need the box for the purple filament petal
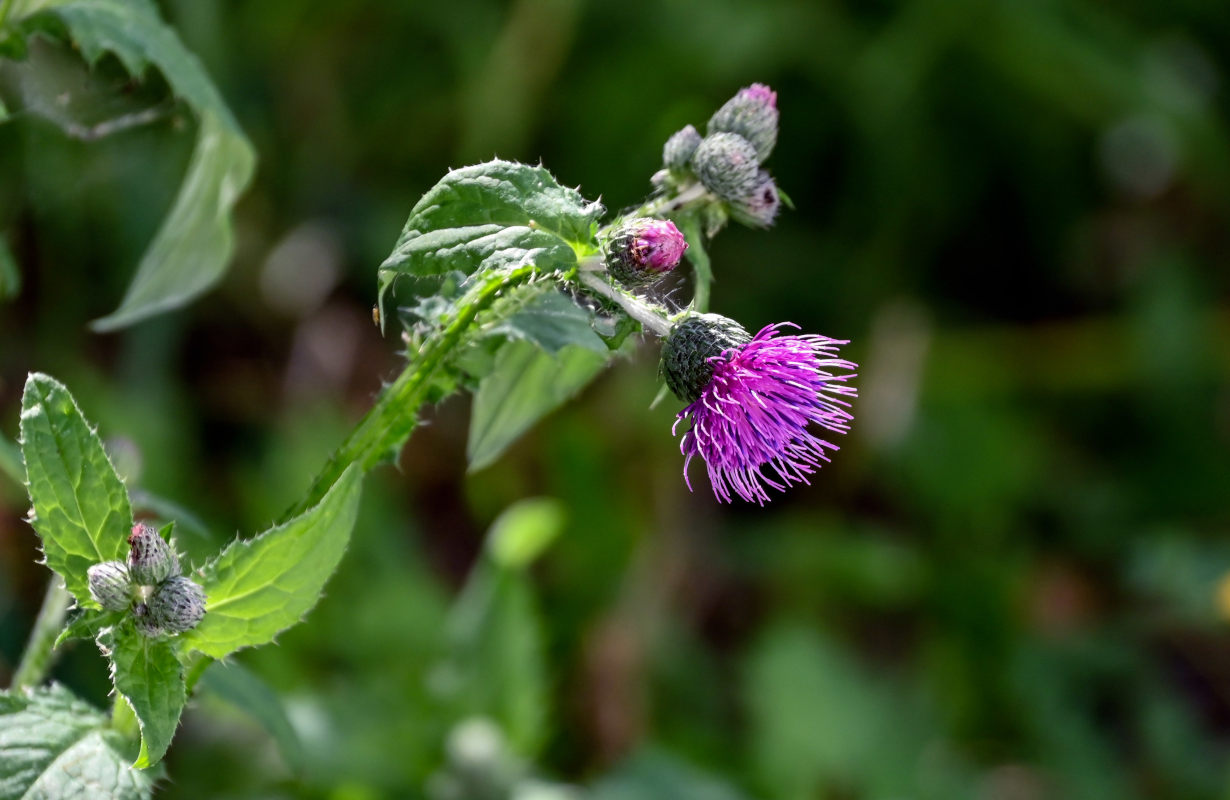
[674,323,857,504]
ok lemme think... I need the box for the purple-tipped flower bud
[128,523,179,585]
[708,83,778,162]
[148,576,206,634]
[663,124,702,172]
[87,561,132,611]
[660,314,753,403]
[605,218,688,287]
[731,170,781,228]
[691,133,760,204]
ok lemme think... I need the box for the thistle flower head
[708,83,779,162]
[127,523,179,585]
[691,132,760,203]
[87,561,132,611]
[605,218,688,287]
[149,576,206,634]
[730,169,781,228]
[663,317,858,504]
[663,124,702,172]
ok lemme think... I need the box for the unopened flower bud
[87,561,132,611]
[128,523,179,585]
[661,313,752,403]
[132,602,164,638]
[708,83,778,162]
[731,170,781,228]
[663,124,702,172]
[604,218,688,287]
[691,133,760,204]
[149,576,206,634]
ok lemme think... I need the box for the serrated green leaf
[178,464,363,660]
[488,283,608,355]
[0,236,18,301]
[19,373,133,608]
[467,340,609,473]
[198,661,304,773]
[101,626,186,768]
[378,160,603,313]
[11,0,255,330]
[488,498,566,571]
[106,646,183,771]
[55,608,123,649]
[673,213,712,312]
[0,684,154,800]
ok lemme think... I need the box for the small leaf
[673,213,712,312]
[178,464,363,660]
[378,160,602,313]
[488,283,608,355]
[55,609,124,649]
[100,626,186,769]
[198,661,304,773]
[0,684,154,800]
[467,340,608,473]
[488,498,566,571]
[12,0,256,330]
[19,373,133,608]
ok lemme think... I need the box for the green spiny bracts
[128,523,179,585]
[148,576,206,634]
[87,561,132,611]
[661,313,752,403]
[691,133,760,204]
[707,83,779,163]
[663,124,702,172]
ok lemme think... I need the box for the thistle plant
[1,62,857,796]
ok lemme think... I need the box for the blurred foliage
[2,0,1230,798]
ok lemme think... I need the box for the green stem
[0,0,14,30]
[10,578,71,690]
[284,265,536,521]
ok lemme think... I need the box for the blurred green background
[3,0,1230,797]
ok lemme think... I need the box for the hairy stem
[284,265,536,520]
[578,272,673,337]
[10,578,71,690]
[636,182,715,219]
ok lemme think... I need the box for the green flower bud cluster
[658,84,782,231]
[86,523,206,637]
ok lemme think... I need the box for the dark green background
[2,0,1230,797]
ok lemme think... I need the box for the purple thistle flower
[667,320,857,504]
[708,83,779,163]
[605,218,688,287]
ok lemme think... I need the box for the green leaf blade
[467,340,609,473]
[378,160,603,311]
[178,464,363,660]
[19,373,133,607]
[0,684,154,800]
[13,0,256,330]
[102,627,186,769]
